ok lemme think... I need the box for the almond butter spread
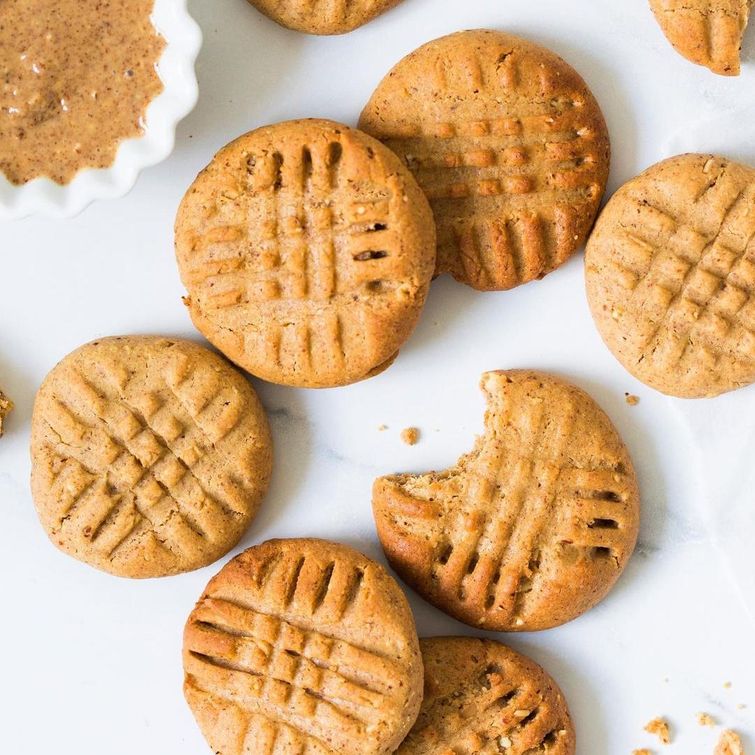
[0,0,165,185]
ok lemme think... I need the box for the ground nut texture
[0,0,164,184]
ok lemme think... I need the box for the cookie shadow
[175,0,310,161]
[398,274,502,358]
[665,104,755,166]
[336,534,387,565]
[238,383,313,547]
[740,13,755,69]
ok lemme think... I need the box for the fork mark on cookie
[373,371,639,631]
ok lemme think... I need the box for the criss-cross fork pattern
[184,551,411,755]
[603,174,755,373]
[40,350,255,565]
[387,109,600,203]
[375,377,635,627]
[185,142,401,306]
[399,659,569,755]
[364,43,606,289]
[387,111,601,289]
[182,134,419,376]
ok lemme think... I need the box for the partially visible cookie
[246,0,403,34]
[359,30,610,291]
[398,637,576,754]
[175,119,436,388]
[30,336,273,578]
[0,387,12,436]
[585,154,755,398]
[183,538,423,755]
[649,0,753,76]
[373,370,640,631]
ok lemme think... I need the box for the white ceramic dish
[0,0,201,220]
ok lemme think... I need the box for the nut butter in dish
[0,0,165,185]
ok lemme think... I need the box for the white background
[1,0,754,752]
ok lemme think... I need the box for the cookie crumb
[633,750,653,755]
[644,717,671,744]
[697,712,716,727]
[0,389,13,437]
[625,393,640,405]
[378,424,388,431]
[724,682,733,689]
[715,730,744,755]
[400,427,419,445]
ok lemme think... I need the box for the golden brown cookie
[30,336,272,578]
[373,370,640,632]
[649,0,753,76]
[398,637,576,754]
[359,30,610,292]
[245,0,403,35]
[183,538,423,755]
[585,154,755,398]
[175,119,436,388]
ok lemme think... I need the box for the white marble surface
[1,0,753,753]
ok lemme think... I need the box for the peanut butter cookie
[183,538,423,755]
[585,154,755,398]
[650,1,753,76]
[30,336,273,578]
[245,0,403,35]
[398,637,575,754]
[373,370,640,631]
[359,30,610,291]
[175,119,436,388]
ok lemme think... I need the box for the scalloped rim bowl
[0,0,202,220]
